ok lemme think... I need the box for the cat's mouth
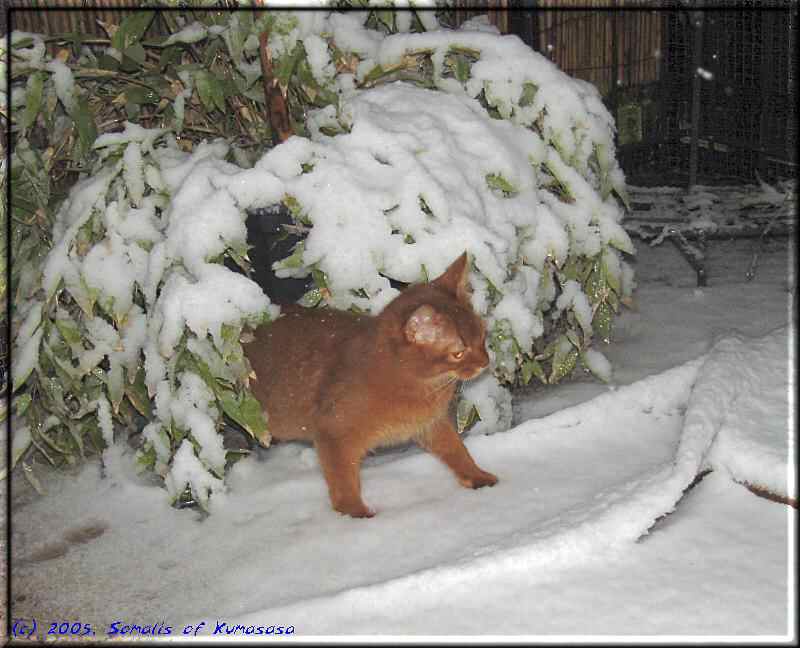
[461,365,489,382]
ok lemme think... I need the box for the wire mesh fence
[453,1,797,187]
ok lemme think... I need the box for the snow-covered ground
[7,217,795,640]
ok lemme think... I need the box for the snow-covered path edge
[224,325,792,630]
[220,356,713,630]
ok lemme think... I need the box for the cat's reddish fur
[243,252,498,518]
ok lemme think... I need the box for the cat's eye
[451,350,465,360]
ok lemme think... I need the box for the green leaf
[565,327,582,349]
[12,328,43,393]
[209,73,227,113]
[182,351,218,395]
[238,392,269,440]
[202,38,223,67]
[519,82,537,107]
[299,287,324,307]
[521,358,546,385]
[107,360,125,414]
[613,185,631,212]
[362,64,385,85]
[39,341,79,392]
[54,311,82,348]
[124,84,160,105]
[283,195,309,223]
[486,173,517,196]
[602,254,621,295]
[11,139,50,212]
[158,45,182,72]
[607,289,620,314]
[225,243,251,273]
[276,241,305,270]
[121,43,147,71]
[275,43,303,87]
[112,11,155,51]
[311,267,328,289]
[11,36,35,49]
[124,366,152,418]
[15,393,33,417]
[218,389,268,443]
[593,301,613,343]
[195,71,215,112]
[455,56,470,83]
[219,322,244,363]
[21,72,45,130]
[72,96,98,158]
[549,336,579,384]
[97,53,121,71]
[319,125,343,137]
[66,420,85,458]
[560,257,581,283]
[223,13,248,63]
[584,258,605,305]
[374,9,395,33]
[456,398,479,434]
[136,445,157,472]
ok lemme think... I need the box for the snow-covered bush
[8,7,634,506]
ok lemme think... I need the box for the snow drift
[217,326,793,630]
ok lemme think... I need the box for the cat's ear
[404,304,445,345]
[432,251,470,301]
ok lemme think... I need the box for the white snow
[702,328,794,499]
[9,31,47,68]
[555,279,593,334]
[9,232,793,640]
[302,33,336,86]
[459,14,501,34]
[45,58,77,115]
[164,439,224,506]
[94,396,114,448]
[122,142,145,207]
[582,347,612,382]
[461,371,514,437]
[162,21,208,46]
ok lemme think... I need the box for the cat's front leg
[314,436,375,518]
[416,418,498,489]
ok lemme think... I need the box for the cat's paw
[459,470,498,489]
[334,500,376,518]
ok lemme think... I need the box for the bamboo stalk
[258,30,292,146]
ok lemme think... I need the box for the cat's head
[382,252,490,383]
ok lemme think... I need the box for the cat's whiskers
[424,374,458,400]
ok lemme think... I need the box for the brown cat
[243,252,498,518]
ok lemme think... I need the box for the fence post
[688,10,703,190]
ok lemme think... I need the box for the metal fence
[455,2,797,187]
[624,5,798,186]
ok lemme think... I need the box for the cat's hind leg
[416,418,498,489]
[314,436,375,518]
